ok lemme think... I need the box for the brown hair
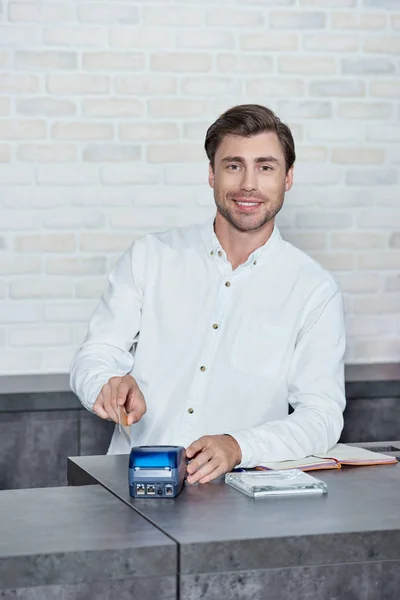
[204,104,296,173]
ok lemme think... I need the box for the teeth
[237,202,258,207]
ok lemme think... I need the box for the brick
[353,339,399,361]
[331,232,387,249]
[52,122,113,141]
[0,303,41,324]
[37,165,99,186]
[131,187,199,208]
[83,52,144,72]
[367,123,400,142]
[83,144,141,162]
[177,29,234,49]
[15,51,77,70]
[346,169,397,186]
[76,278,107,299]
[147,143,205,163]
[10,278,74,299]
[144,6,204,26]
[207,8,263,26]
[296,145,327,161]
[359,209,400,231]
[110,207,213,230]
[342,58,395,75]
[278,100,331,119]
[391,14,400,30]
[44,26,107,47]
[182,76,240,96]
[317,188,376,208]
[386,275,400,292]
[358,252,400,270]
[0,350,42,373]
[306,121,364,141]
[45,208,105,230]
[296,211,353,229]
[44,301,96,322]
[0,256,42,275]
[294,164,343,185]
[0,165,34,185]
[303,33,359,52]
[15,234,77,253]
[247,78,304,97]
[217,54,273,73]
[16,97,76,116]
[9,326,71,347]
[83,98,144,118]
[390,233,400,248]
[0,25,41,46]
[354,294,400,315]
[101,164,161,185]
[44,346,76,371]
[78,3,138,23]
[80,233,134,252]
[310,80,365,97]
[119,122,178,142]
[0,98,10,116]
[151,53,211,73]
[337,102,392,120]
[148,98,208,118]
[270,11,325,28]
[110,27,174,49]
[336,273,382,293]
[46,256,106,276]
[183,122,210,141]
[114,75,177,96]
[0,53,10,67]
[47,74,109,95]
[346,315,393,337]
[332,12,386,30]
[332,147,385,165]
[364,37,400,55]
[309,252,356,270]
[282,232,326,251]
[0,145,11,162]
[370,80,400,98]
[8,2,72,22]
[236,0,295,4]
[0,74,39,93]
[240,33,298,51]
[279,55,336,75]
[164,164,208,185]
[18,144,76,162]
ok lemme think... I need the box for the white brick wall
[0,0,399,373]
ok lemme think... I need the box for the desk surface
[68,455,400,576]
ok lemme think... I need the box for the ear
[208,163,215,189]
[285,166,294,192]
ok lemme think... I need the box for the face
[209,132,293,233]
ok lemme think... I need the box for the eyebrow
[221,156,280,165]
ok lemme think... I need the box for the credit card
[118,406,131,447]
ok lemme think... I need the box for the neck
[214,212,275,270]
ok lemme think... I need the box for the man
[70,104,346,485]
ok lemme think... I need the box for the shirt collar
[200,214,283,269]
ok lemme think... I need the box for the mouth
[232,198,262,213]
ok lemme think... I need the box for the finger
[199,464,227,484]
[126,388,146,425]
[93,395,110,420]
[186,437,207,459]
[115,381,130,407]
[186,449,213,476]
[187,457,219,485]
[102,384,119,423]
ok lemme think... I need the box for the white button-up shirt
[70,216,346,468]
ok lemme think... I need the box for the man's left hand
[185,435,242,484]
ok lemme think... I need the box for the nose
[240,168,257,192]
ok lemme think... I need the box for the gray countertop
[68,454,400,576]
[0,484,176,589]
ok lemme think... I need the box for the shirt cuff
[226,430,257,469]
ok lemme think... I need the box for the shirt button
[225,281,231,287]
[200,365,206,371]
[210,250,214,256]
[188,408,194,414]
[212,323,218,329]
[218,250,222,257]
[253,260,257,265]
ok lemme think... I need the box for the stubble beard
[213,188,285,233]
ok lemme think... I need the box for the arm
[229,278,346,468]
[70,239,145,412]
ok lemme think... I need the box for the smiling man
[70,104,346,484]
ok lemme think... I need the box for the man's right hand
[93,375,146,426]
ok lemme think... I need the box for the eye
[259,165,272,172]
[227,164,240,171]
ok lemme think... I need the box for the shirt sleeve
[228,278,346,469]
[69,238,146,412]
